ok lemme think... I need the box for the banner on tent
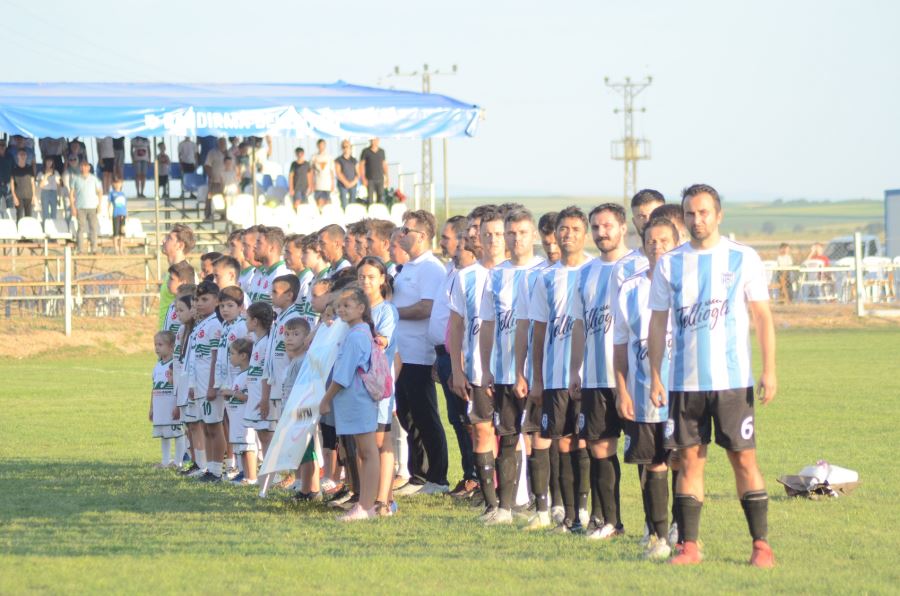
[260,319,348,476]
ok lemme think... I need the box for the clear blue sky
[6,0,899,201]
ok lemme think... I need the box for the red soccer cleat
[749,540,776,568]
[669,540,702,565]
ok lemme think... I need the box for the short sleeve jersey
[187,313,223,394]
[109,191,127,217]
[613,269,670,423]
[239,266,255,296]
[528,258,587,390]
[229,370,249,405]
[481,256,547,385]
[448,263,491,385]
[332,323,373,389]
[151,358,177,426]
[577,257,625,389]
[294,268,316,323]
[216,317,248,389]
[162,302,181,334]
[264,304,303,400]
[249,261,290,304]
[244,334,271,422]
[513,260,551,386]
[393,250,446,365]
[648,238,769,391]
[617,249,649,283]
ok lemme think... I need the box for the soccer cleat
[224,466,239,480]
[186,467,207,479]
[551,519,575,534]
[394,481,425,497]
[644,537,672,561]
[420,482,450,495]
[524,511,552,531]
[586,522,618,541]
[196,472,223,483]
[337,503,371,522]
[478,505,499,522]
[469,491,486,508]
[293,491,323,502]
[668,521,679,546]
[578,508,589,526]
[749,540,776,568]
[328,489,355,507]
[392,475,411,491]
[550,505,565,524]
[178,463,199,476]
[584,517,604,536]
[450,479,480,499]
[229,472,245,485]
[669,540,703,565]
[484,508,513,526]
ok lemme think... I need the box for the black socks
[674,494,703,543]
[529,447,550,512]
[475,451,499,508]
[590,454,620,527]
[496,436,519,510]
[741,490,769,542]
[645,470,669,539]
[558,449,576,522]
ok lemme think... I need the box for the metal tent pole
[442,138,449,221]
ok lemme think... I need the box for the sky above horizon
[5,0,899,201]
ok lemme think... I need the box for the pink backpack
[355,329,393,401]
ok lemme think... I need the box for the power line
[605,76,652,207]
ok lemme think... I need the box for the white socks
[174,435,186,465]
[207,461,222,477]
[195,449,207,471]
[161,439,171,465]
[225,456,236,470]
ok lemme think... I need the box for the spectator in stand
[159,224,196,327]
[39,137,65,176]
[108,178,128,255]
[131,136,152,198]
[97,136,115,194]
[198,136,218,170]
[12,136,36,174]
[335,139,359,208]
[157,142,171,199]
[222,157,239,200]
[112,137,126,179]
[68,160,102,253]
[288,147,312,210]
[178,137,198,199]
[0,140,14,219]
[237,142,252,190]
[359,138,388,205]
[312,139,335,209]
[37,159,62,222]
[776,242,794,303]
[806,242,830,266]
[204,138,226,219]
[11,150,36,221]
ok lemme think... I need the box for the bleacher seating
[390,202,407,225]
[44,218,72,240]
[0,219,19,241]
[18,217,45,240]
[368,203,390,221]
[124,217,145,239]
[344,203,367,224]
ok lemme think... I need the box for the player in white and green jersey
[150,331,185,468]
[242,302,275,458]
[525,206,591,532]
[239,227,261,298]
[187,281,224,482]
[478,208,546,525]
[284,232,317,324]
[219,337,257,485]
[250,226,291,305]
[262,275,303,449]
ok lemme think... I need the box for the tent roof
[0,81,482,139]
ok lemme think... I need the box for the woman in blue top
[320,286,379,521]
[357,256,399,516]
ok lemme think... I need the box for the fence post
[854,231,865,317]
[64,245,72,336]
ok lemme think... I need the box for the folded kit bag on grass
[777,460,860,499]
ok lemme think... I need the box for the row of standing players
[148,187,777,566]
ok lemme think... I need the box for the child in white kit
[216,286,248,476]
[243,302,275,457]
[149,330,186,468]
[219,338,258,485]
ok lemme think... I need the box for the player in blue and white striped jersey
[613,216,678,560]
[571,203,631,539]
[479,208,546,524]
[526,206,590,532]
[448,208,507,522]
[648,184,777,568]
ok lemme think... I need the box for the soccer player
[284,233,316,318]
[173,295,201,475]
[216,286,248,477]
[537,212,561,265]
[479,208,546,525]
[448,208,506,521]
[613,216,679,560]
[649,204,688,244]
[527,206,591,532]
[241,226,263,301]
[149,330,186,468]
[251,226,291,305]
[219,338,258,485]
[281,318,318,499]
[630,189,666,243]
[318,224,352,278]
[570,203,630,539]
[189,281,225,482]
[228,228,255,294]
[200,252,223,281]
[161,261,196,332]
[213,256,250,310]
[260,274,303,472]
[243,302,275,458]
[648,184,777,567]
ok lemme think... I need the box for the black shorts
[467,385,494,425]
[112,215,126,237]
[578,387,622,441]
[180,162,196,174]
[491,384,524,436]
[664,387,756,451]
[101,158,114,172]
[320,422,338,450]
[540,388,581,439]
[623,420,668,465]
[376,422,392,433]
[521,393,543,434]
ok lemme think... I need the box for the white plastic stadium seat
[344,203,368,224]
[17,217,45,240]
[389,202,407,225]
[319,204,344,227]
[368,203,391,221]
[98,215,114,237]
[124,217,146,239]
[266,186,288,203]
[210,194,226,213]
[44,218,72,240]
[0,219,19,240]
[293,204,320,235]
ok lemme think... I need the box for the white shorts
[200,397,226,424]
[227,403,258,452]
[266,399,283,422]
[244,417,275,432]
[182,400,201,422]
[153,424,185,439]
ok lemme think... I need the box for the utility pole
[389,64,457,209]
[605,76,652,207]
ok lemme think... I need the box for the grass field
[2,328,899,594]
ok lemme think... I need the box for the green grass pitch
[1,329,899,593]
